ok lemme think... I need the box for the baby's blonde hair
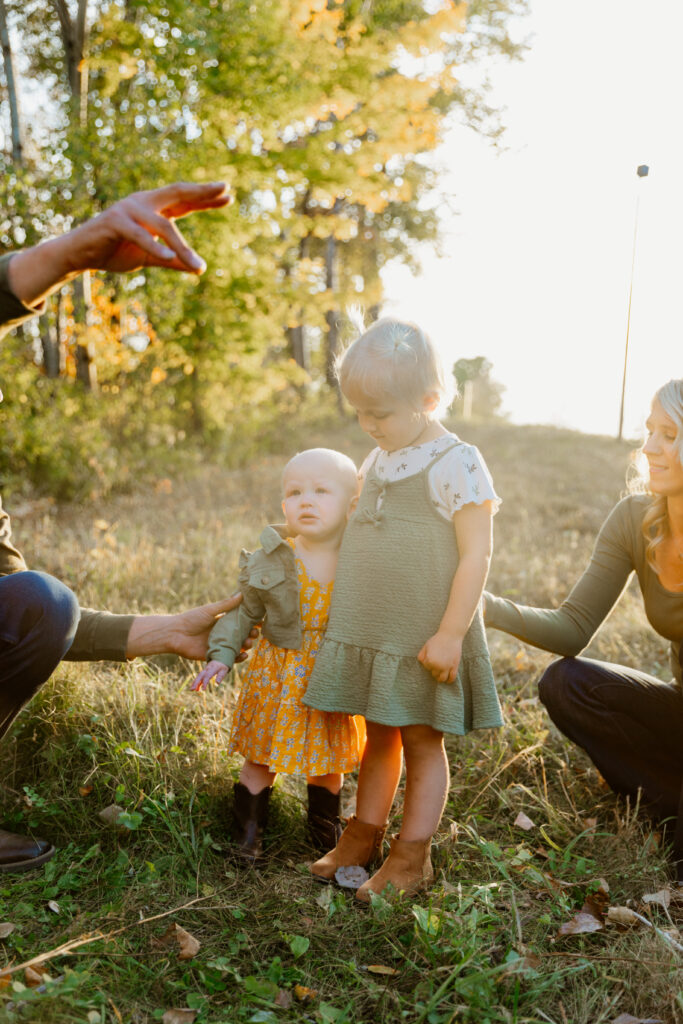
[336,313,456,413]
[628,378,683,577]
[282,447,359,498]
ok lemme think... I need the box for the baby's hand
[417,632,463,684]
[191,659,230,691]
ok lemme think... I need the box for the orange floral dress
[228,540,365,775]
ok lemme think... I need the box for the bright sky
[382,1,683,438]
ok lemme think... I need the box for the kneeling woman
[485,378,683,880]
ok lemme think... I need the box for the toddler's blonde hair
[628,378,683,578]
[336,313,456,413]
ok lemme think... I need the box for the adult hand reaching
[125,594,256,662]
[7,181,232,307]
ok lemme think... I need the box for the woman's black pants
[0,571,79,741]
[538,656,683,880]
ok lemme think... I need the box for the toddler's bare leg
[399,724,448,840]
[239,760,276,794]
[355,722,403,826]
[307,773,343,794]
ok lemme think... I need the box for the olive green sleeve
[65,609,136,661]
[207,598,265,671]
[484,500,636,656]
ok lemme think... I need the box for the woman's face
[643,399,683,498]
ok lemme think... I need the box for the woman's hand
[125,593,258,661]
[191,659,230,692]
[417,632,463,684]
[8,181,232,307]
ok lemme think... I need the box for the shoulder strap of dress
[425,437,466,470]
[364,448,383,479]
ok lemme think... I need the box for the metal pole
[617,165,649,441]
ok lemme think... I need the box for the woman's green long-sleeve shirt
[484,494,683,685]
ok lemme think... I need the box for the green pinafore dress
[303,441,503,734]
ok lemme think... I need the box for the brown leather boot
[355,834,434,903]
[306,784,343,854]
[309,815,387,881]
[232,782,272,862]
[0,828,55,873]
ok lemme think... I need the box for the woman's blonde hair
[629,378,683,575]
[335,312,456,413]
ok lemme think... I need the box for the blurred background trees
[0,0,525,497]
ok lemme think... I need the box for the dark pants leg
[538,656,683,878]
[0,571,80,741]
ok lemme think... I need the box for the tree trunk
[287,324,306,368]
[73,275,97,389]
[0,0,23,164]
[324,235,339,387]
[52,0,89,124]
[286,230,311,371]
[323,235,344,413]
[52,0,94,384]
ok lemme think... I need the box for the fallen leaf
[0,977,10,991]
[25,965,47,987]
[514,811,535,831]
[79,786,94,797]
[585,880,610,918]
[0,923,15,939]
[607,906,642,928]
[294,984,317,1002]
[366,964,398,975]
[93,519,110,531]
[98,804,124,826]
[162,1011,197,1024]
[315,887,334,910]
[300,915,314,928]
[47,900,60,914]
[557,911,603,936]
[155,922,201,960]
[642,889,671,910]
[275,989,293,1008]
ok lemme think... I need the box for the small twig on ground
[0,893,218,979]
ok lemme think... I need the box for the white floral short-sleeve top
[359,432,500,521]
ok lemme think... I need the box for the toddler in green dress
[304,315,503,901]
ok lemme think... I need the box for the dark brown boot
[0,828,55,873]
[232,782,272,862]
[307,784,343,854]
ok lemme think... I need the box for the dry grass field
[1,416,681,1023]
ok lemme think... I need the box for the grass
[1,416,682,1023]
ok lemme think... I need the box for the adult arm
[65,596,245,662]
[484,499,636,655]
[1,181,231,318]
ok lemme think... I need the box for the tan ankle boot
[355,834,434,903]
[309,815,387,881]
